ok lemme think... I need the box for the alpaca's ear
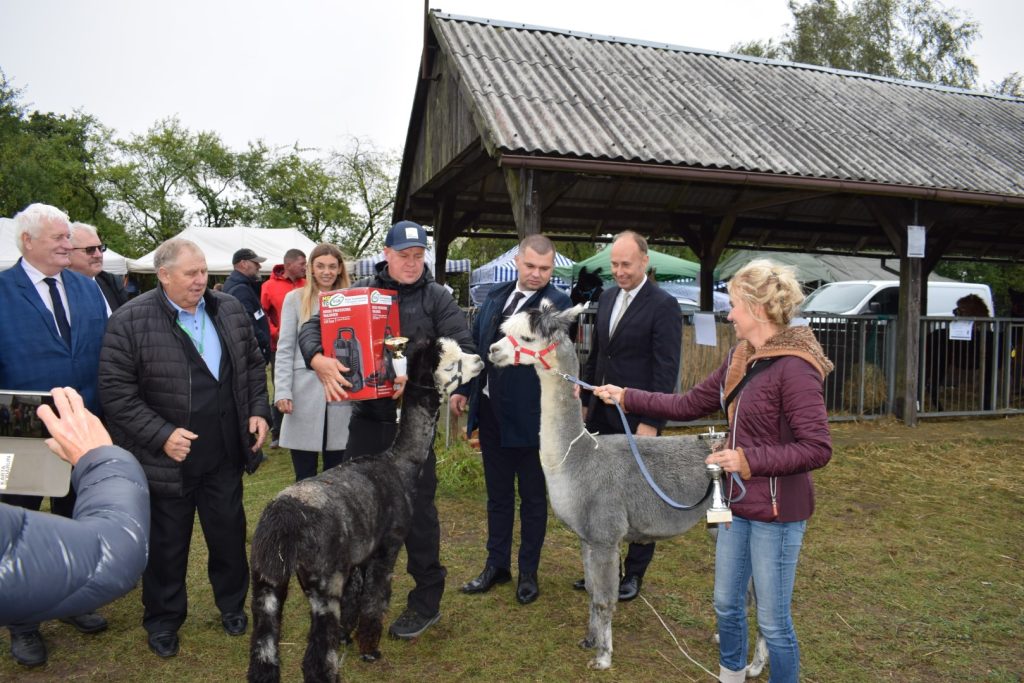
[559,303,586,323]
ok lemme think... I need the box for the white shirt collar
[20,259,62,286]
[621,275,648,297]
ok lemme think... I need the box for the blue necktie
[44,277,72,348]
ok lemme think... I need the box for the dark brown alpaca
[247,338,481,683]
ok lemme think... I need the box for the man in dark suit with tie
[451,234,572,605]
[578,230,683,601]
[69,222,129,315]
[0,203,110,667]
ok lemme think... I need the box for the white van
[800,280,994,317]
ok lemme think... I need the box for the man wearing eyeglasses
[69,223,128,315]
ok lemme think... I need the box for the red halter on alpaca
[505,335,559,370]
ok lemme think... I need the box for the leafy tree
[331,137,398,258]
[103,118,197,248]
[103,118,259,250]
[733,0,981,89]
[991,72,1023,98]
[240,142,351,244]
[0,69,113,227]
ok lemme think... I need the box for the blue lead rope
[559,372,713,511]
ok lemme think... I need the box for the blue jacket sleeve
[0,446,150,626]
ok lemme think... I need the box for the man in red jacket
[260,249,306,446]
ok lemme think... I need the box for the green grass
[3,419,1023,681]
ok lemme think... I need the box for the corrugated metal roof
[431,12,1024,198]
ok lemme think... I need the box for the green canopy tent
[553,245,700,282]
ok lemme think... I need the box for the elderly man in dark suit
[68,222,129,315]
[578,230,683,601]
[451,234,572,605]
[0,203,110,667]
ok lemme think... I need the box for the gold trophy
[698,426,732,524]
[384,336,409,385]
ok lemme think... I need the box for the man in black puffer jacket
[223,248,271,363]
[297,220,475,641]
[98,238,270,660]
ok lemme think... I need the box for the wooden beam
[432,195,455,285]
[503,167,541,238]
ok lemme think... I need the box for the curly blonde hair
[727,258,804,326]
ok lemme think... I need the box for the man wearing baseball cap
[223,249,271,362]
[296,220,476,641]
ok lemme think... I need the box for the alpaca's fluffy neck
[536,344,589,471]
[389,382,441,484]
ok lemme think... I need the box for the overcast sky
[1,0,1020,155]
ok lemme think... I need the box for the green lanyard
[176,310,206,355]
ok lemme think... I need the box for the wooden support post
[503,167,541,238]
[894,245,922,426]
[432,195,455,285]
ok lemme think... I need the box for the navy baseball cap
[384,221,428,250]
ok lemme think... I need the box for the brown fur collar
[723,326,834,423]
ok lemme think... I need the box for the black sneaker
[387,608,440,640]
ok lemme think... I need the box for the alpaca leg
[339,567,364,646]
[579,542,618,670]
[356,545,401,661]
[248,576,288,683]
[300,573,345,683]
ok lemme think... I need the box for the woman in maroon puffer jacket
[594,260,833,683]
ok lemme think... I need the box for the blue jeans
[714,516,806,683]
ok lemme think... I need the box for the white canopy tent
[127,226,316,275]
[1,217,129,275]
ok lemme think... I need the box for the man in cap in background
[223,248,271,363]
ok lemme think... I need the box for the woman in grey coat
[274,244,353,480]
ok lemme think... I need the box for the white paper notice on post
[694,312,718,347]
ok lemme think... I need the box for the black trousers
[586,406,656,579]
[290,448,346,481]
[478,396,547,573]
[142,459,249,634]
[345,413,445,617]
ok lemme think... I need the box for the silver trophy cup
[698,427,732,524]
[385,336,409,385]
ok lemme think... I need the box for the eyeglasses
[72,244,107,255]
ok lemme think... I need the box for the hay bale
[843,363,888,413]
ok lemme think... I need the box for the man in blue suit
[578,230,683,601]
[0,203,110,667]
[451,234,572,605]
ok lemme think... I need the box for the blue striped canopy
[469,246,574,305]
[353,250,472,278]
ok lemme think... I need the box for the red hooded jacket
[260,264,305,350]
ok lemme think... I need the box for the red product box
[319,287,401,401]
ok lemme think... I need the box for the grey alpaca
[490,303,714,671]
[247,337,483,683]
